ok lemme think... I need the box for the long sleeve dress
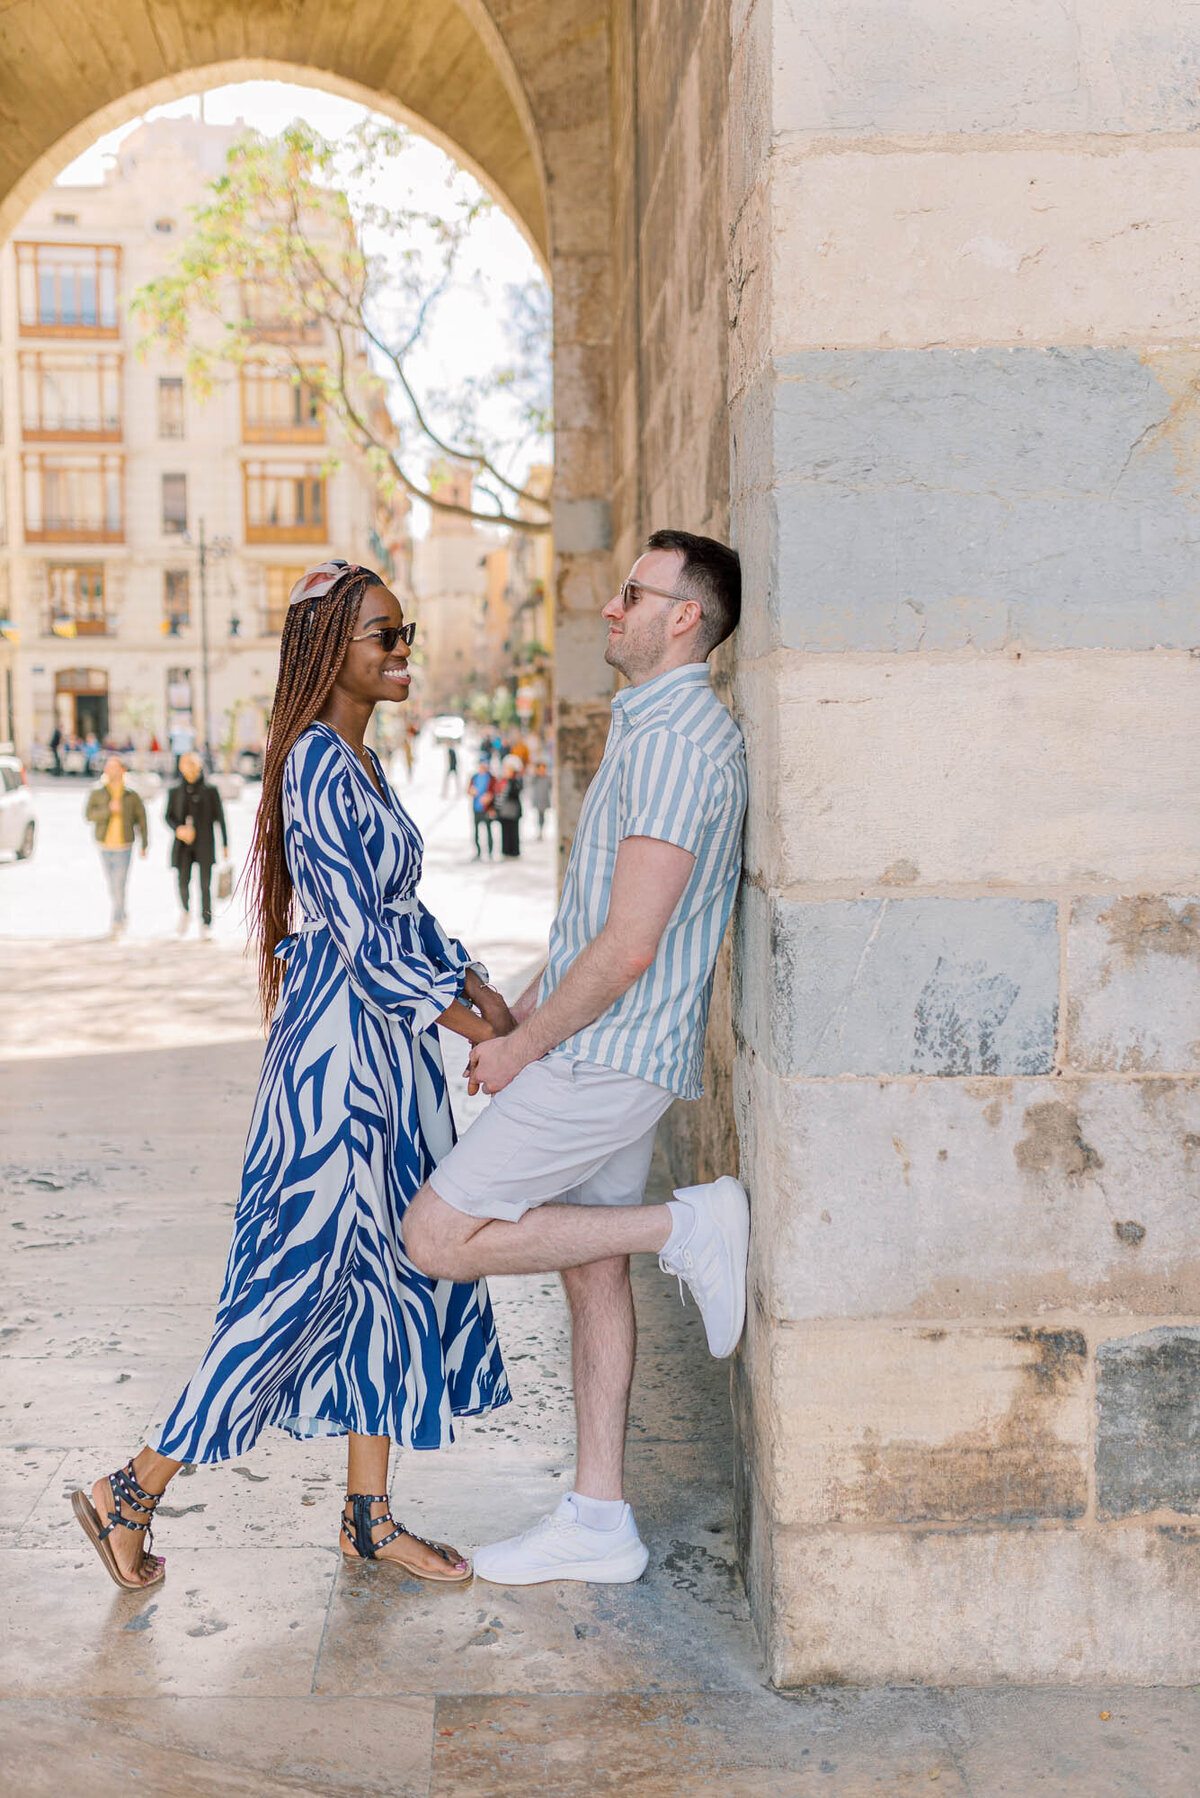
[155,722,510,1462]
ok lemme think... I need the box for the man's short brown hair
[645,528,741,657]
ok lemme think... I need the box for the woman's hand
[462,970,516,1037]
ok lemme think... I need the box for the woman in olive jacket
[85,756,148,937]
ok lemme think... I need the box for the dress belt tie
[276,895,420,956]
[294,895,420,933]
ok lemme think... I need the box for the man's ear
[672,598,703,638]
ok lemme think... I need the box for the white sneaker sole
[473,1539,650,1586]
[680,1175,750,1359]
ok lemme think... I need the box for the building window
[240,282,322,345]
[263,565,308,633]
[166,666,195,751]
[15,243,120,334]
[20,351,122,439]
[162,473,187,535]
[164,569,190,633]
[241,365,323,442]
[157,377,185,439]
[52,212,79,228]
[244,462,326,543]
[23,453,123,541]
[46,564,107,637]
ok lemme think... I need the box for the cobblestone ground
[2,750,1199,1794]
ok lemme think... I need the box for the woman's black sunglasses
[350,622,417,653]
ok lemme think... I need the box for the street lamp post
[198,519,212,771]
[187,520,232,772]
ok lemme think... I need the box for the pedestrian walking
[166,751,228,940]
[49,723,63,777]
[495,755,523,859]
[71,558,515,1593]
[84,756,148,938]
[470,753,497,859]
[442,741,460,795]
[528,761,551,839]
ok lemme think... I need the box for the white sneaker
[177,912,189,937]
[473,1495,650,1586]
[659,1175,750,1359]
[199,923,212,941]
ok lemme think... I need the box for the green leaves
[130,117,551,531]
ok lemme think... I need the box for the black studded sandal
[340,1492,471,1584]
[72,1461,166,1590]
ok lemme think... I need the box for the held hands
[467,1031,533,1097]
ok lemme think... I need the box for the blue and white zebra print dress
[155,722,511,1462]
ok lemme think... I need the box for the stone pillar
[731,0,1200,1683]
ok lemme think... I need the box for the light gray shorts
[429,1052,676,1223]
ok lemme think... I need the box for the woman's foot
[73,1465,165,1588]
[339,1496,469,1580]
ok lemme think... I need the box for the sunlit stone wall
[728,0,1200,1684]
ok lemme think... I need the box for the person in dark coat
[495,756,523,859]
[166,752,228,938]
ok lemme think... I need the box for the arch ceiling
[0,1,548,257]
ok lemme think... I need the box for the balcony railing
[23,413,122,443]
[43,612,113,637]
[26,516,124,544]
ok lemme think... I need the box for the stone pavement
[3,761,1200,1793]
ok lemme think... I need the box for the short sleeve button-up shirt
[540,663,747,1099]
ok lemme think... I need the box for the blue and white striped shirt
[541,663,747,1099]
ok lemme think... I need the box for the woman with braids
[71,560,514,1589]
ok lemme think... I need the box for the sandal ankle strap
[341,1492,460,1568]
[97,1461,161,1550]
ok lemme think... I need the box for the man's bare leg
[403,1183,671,1281]
[562,1256,634,1501]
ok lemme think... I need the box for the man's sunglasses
[351,622,417,652]
[618,578,692,612]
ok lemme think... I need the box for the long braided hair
[247,564,384,1025]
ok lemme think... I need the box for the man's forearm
[510,967,545,1024]
[510,934,645,1062]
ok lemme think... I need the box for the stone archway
[0,0,620,847]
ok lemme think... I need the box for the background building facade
[0,115,400,765]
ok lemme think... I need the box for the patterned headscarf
[287,559,366,607]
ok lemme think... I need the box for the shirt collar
[611,662,711,723]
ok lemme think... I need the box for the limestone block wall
[608,0,739,1184]
[730,0,1200,1684]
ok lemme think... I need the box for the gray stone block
[1097,1328,1200,1518]
[1068,895,1200,1073]
[737,1058,1200,1321]
[766,348,1200,651]
[737,892,1058,1077]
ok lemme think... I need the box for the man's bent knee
[402,1184,469,1280]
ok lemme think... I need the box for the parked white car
[0,756,36,860]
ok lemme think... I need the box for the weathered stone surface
[1097,1328,1200,1519]
[429,1688,967,1797]
[772,146,1200,352]
[735,1057,1200,1320]
[773,0,1200,137]
[736,656,1200,890]
[1068,896,1200,1073]
[768,1523,1200,1686]
[0,1696,437,1798]
[761,349,1200,653]
[736,888,1058,1077]
[763,1323,1089,1527]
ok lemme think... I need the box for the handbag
[216,859,235,901]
